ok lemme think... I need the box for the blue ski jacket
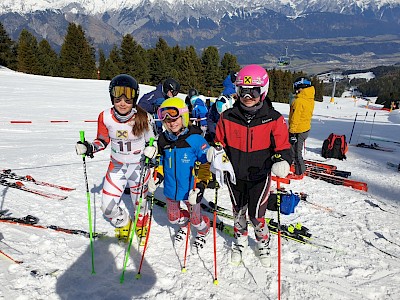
[222,74,236,96]
[191,98,208,127]
[157,126,210,201]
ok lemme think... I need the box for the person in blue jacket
[190,94,208,135]
[205,94,235,143]
[137,78,180,134]
[222,70,237,98]
[146,97,211,251]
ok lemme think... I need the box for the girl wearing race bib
[75,74,157,242]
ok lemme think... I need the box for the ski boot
[192,215,210,253]
[174,226,188,245]
[256,238,271,267]
[115,219,133,243]
[135,214,149,246]
[231,234,248,266]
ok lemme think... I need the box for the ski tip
[135,273,142,280]
[181,267,187,273]
[213,279,219,285]
[60,187,76,191]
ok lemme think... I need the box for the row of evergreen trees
[0,21,323,102]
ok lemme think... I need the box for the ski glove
[289,133,297,145]
[188,182,206,205]
[143,143,158,159]
[147,172,164,194]
[207,144,236,187]
[271,154,290,178]
[75,141,94,158]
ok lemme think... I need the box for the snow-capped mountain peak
[1,0,400,16]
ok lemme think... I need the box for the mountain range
[1,0,400,74]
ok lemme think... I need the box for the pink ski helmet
[235,64,270,100]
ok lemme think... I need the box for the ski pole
[182,161,200,273]
[368,112,376,145]
[135,192,155,280]
[0,249,23,264]
[212,180,219,285]
[120,137,154,283]
[136,155,160,280]
[79,131,96,275]
[348,113,358,144]
[356,111,368,144]
[276,178,282,300]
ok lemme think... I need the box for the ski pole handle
[79,130,86,158]
[145,137,155,165]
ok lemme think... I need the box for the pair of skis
[151,197,337,251]
[302,160,352,178]
[301,160,368,192]
[355,142,395,152]
[0,169,75,200]
[0,210,105,239]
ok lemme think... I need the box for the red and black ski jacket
[215,101,291,181]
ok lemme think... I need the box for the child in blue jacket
[147,97,211,251]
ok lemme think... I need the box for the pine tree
[220,53,240,76]
[174,47,198,93]
[37,39,59,76]
[119,34,149,83]
[98,49,106,80]
[59,23,96,79]
[0,21,15,68]
[17,29,40,74]
[104,45,122,80]
[148,37,174,84]
[181,46,203,93]
[312,76,324,102]
[201,46,221,97]
[267,68,277,101]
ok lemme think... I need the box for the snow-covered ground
[0,67,399,300]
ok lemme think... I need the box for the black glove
[289,133,297,145]
[75,141,94,158]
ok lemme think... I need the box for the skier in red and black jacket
[207,64,292,267]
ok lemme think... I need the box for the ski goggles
[237,86,261,99]
[167,89,179,97]
[157,106,188,121]
[111,86,136,102]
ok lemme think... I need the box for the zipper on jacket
[168,148,172,168]
[246,125,251,151]
[173,149,178,199]
[250,128,254,149]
